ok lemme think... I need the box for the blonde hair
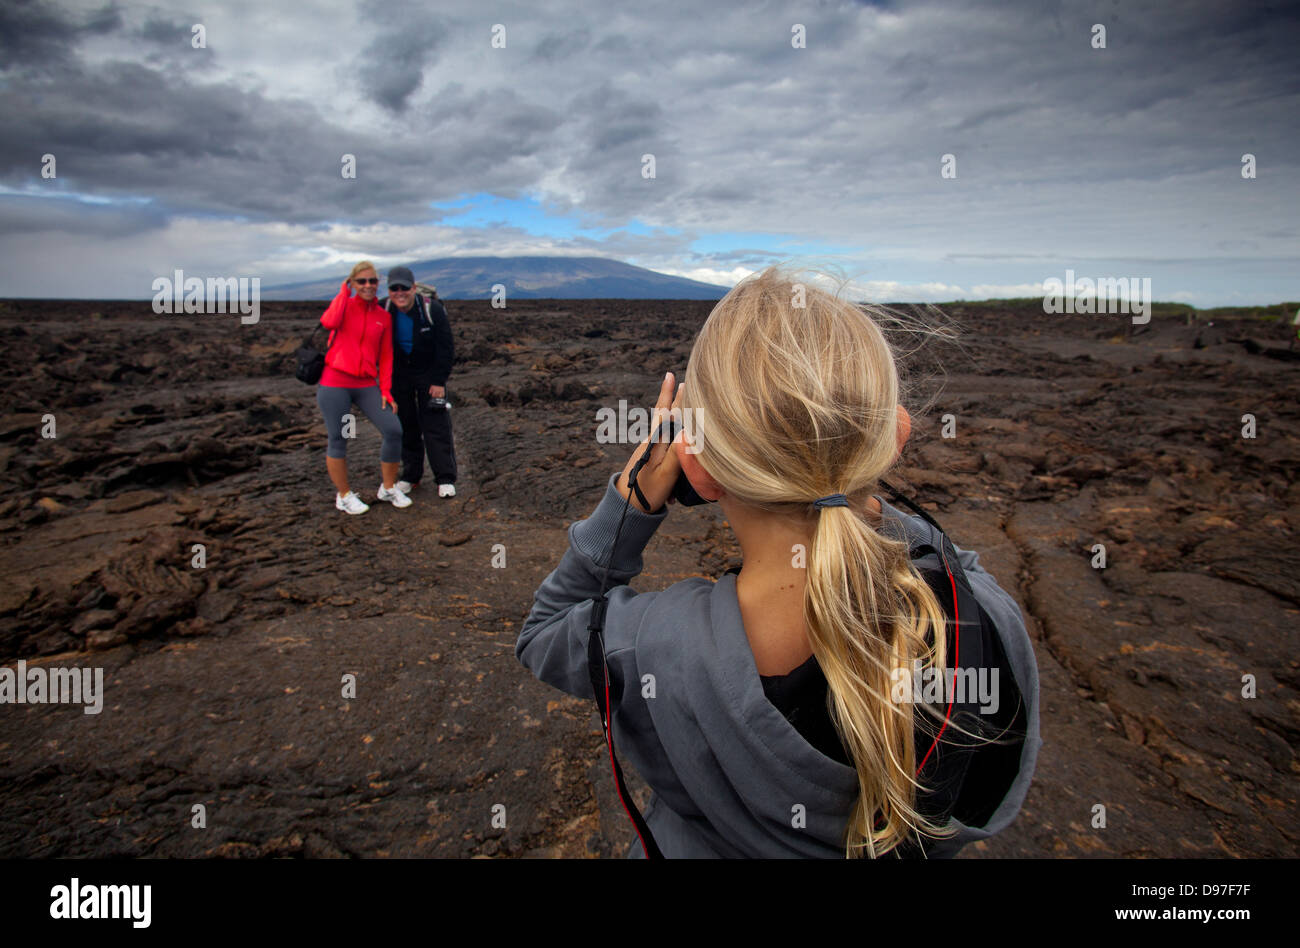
[682,267,956,857]
[348,260,377,284]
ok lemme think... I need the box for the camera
[672,470,712,506]
[648,414,712,507]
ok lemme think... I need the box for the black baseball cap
[388,266,415,289]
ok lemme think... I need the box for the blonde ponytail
[682,266,961,857]
[806,502,954,856]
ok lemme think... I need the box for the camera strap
[586,430,666,859]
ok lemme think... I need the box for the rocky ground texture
[0,297,1296,858]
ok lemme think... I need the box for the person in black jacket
[383,266,458,497]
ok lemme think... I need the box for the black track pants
[395,382,457,486]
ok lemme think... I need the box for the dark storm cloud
[399,85,565,193]
[355,23,446,112]
[0,60,361,218]
[1,57,557,227]
[949,104,1030,134]
[8,0,1293,231]
[352,0,448,112]
[590,34,634,57]
[684,184,754,203]
[531,29,590,63]
[0,0,121,69]
[139,16,193,45]
[0,0,1297,301]
[577,85,663,152]
[0,192,167,236]
[556,82,681,222]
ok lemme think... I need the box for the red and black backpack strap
[881,481,1025,835]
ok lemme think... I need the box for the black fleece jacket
[384,294,454,389]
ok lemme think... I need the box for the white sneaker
[438,483,456,498]
[336,491,369,515]
[394,480,416,493]
[378,484,412,507]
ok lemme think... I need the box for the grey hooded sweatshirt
[518,471,1042,858]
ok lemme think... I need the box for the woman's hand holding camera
[617,372,685,514]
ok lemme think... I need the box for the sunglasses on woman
[354,277,379,285]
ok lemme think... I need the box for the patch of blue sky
[0,184,153,206]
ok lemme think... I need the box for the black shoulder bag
[295,325,333,385]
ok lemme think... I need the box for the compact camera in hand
[655,415,711,506]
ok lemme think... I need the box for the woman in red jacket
[317,260,411,514]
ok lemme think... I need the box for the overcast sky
[1,0,1297,304]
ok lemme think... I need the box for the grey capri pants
[317,384,403,463]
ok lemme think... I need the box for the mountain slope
[262,256,729,301]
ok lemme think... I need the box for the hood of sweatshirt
[520,473,1041,859]
[629,569,861,857]
[623,499,1039,859]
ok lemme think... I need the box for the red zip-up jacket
[319,283,393,401]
